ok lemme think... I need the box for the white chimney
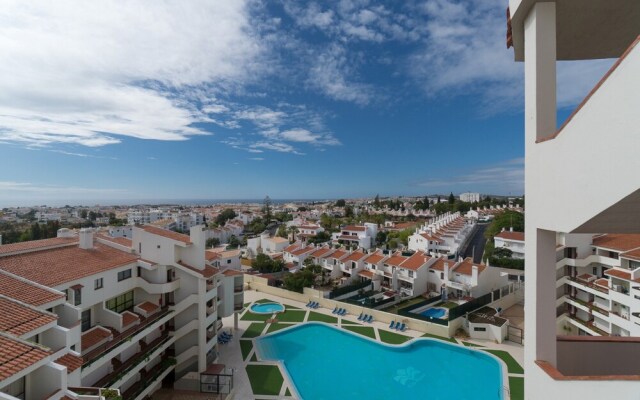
[79,228,94,249]
[472,265,479,283]
[510,227,514,232]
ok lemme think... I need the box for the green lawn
[255,298,275,304]
[381,296,427,314]
[307,311,337,323]
[484,350,524,374]
[285,388,292,396]
[243,302,251,307]
[285,304,300,310]
[241,311,273,322]
[509,377,524,400]
[435,301,458,309]
[250,352,258,362]
[245,365,284,396]
[240,340,253,360]
[242,323,266,338]
[266,323,294,333]
[379,329,411,344]
[461,341,484,347]
[274,309,306,323]
[421,332,458,343]
[343,325,376,339]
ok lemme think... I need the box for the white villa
[508,0,640,397]
[408,212,475,257]
[494,229,525,259]
[332,223,378,250]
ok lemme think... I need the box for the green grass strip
[241,312,272,322]
[379,329,411,344]
[484,350,524,374]
[461,341,484,347]
[266,323,293,333]
[242,323,266,338]
[240,340,253,360]
[245,365,284,396]
[343,325,376,339]
[421,332,458,343]
[285,388,292,396]
[274,310,306,323]
[255,298,275,304]
[307,311,337,323]
[250,352,258,362]
[509,377,524,400]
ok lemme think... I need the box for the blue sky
[0,1,613,206]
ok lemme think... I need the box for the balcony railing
[94,333,172,388]
[567,276,609,294]
[82,307,172,369]
[568,295,610,316]
[121,356,176,400]
[564,313,609,336]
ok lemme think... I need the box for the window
[227,259,231,264]
[117,269,132,281]
[592,267,598,276]
[73,288,82,306]
[106,290,134,313]
[409,271,414,278]
[440,272,444,279]
[474,327,486,332]
[94,278,103,290]
[81,309,91,332]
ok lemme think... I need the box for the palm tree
[287,226,299,242]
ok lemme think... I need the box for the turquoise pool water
[420,307,447,318]
[250,302,284,314]
[256,323,503,400]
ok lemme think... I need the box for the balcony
[120,356,176,400]
[568,295,610,317]
[564,313,609,336]
[82,307,172,370]
[234,303,244,311]
[567,276,609,294]
[138,276,180,294]
[206,281,215,291]
[94,332,172,388]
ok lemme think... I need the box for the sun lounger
[398,323,406,331]
[389,321,396,329]
[332,307,339,314]
[366,315,373,323]
[306,300,312,307]
[358,313,364,321]
[340,309,347,316]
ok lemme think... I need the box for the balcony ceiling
[509,0,640,61]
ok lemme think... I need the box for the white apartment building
[426,257,509,299]
[508,0,640,397]
[35,212,62,222]
[126,209,169,225]
[459,192,481,203]
[494,229,525,259]
[556,233,640,338]
[295,224,324,242]
[246,233,289,258]
[408,212,475,257]
[0,224,243,400]
[331,223,378,250]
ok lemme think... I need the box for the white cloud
[0,1,263,147]
[411,0,614,112]
[0,181,125,195]
[249,157,265,161]
[417,158,524,194]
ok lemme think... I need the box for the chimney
[510,227,514,232]
[79,228,94,249]
[472,265,479,283]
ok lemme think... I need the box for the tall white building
[459,192,480,203]
[508,0,640,397]
[0,225,243,399]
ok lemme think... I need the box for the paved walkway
[218,290,525,399]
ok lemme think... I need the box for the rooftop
[592,233,640,252]
[0,237,77,256]
[0,333,51,380]
[139,225,192,244]
[0,270,64,306]
[0,243,138,287]
[495,231,525,241]
[0,296,57,336]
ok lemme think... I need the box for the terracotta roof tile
[177,261,219,279]
[342,251,366,263]
[81,327,112,351]
[0,243,138,287]
[140,225,191,244]
[363,251,386,265]
[384,252,407,267]
[0,297,57,336]
[358,270,375,279]
[399,251,430,271]
[329,249,348,260]
[604,268,632,281]
[96,234,132,247]
[122,311,140,327]
[222,269,243,277]
[137,301,160,314]
[0,237,77,256]
[0,270,64,306]
[495,231,525,241]
[342,225,366,232]
[55,353,83,373]
[453,258,486,276]
[621,247,640,261]
[592,234,640,252]
[0,334,50,380]
[310,247,334,258]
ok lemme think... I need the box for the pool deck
[219,290,524,399]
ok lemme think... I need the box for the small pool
[249,302,284,314]
[420,307,447,318]
[256,323,503,399]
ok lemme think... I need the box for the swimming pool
[256,323,504,399]
[249,302,285,314]
[420,307,447,318]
